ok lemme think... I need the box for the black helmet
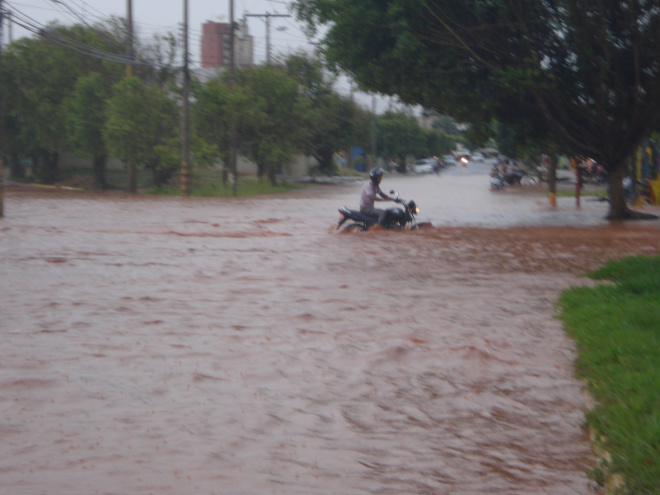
[369,167,384,181]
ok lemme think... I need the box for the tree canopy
[284,53,371,175]
[294,0,660,219]
[104,77,179,191]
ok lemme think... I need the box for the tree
[424,128,454,159]
[2,22,127,183]
[284,53,370,175]
[432,115,459,136]
[376,111,426,172]
[104,77,179,191]
[193,73,260,185]
[4,31,82,182]
[236,66,308,185]
[294,0,660,219]
[66,73,115,188]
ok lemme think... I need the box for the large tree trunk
[9,153,26,180]
[606,163,657,220]
[317,151,335,175]
[606,164,626,220]
[93,155,107,189]
[268,167,278,187]
[127,162,137,193]
[548,154,558,207]
[41,151,59,184]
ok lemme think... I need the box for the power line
[7,6,175,68]
[245,11,290,64]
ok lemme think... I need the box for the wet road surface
[1,164,659,494]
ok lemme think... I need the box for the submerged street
[1,165,659,494]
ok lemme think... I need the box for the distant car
[472,152,485,162]
[442,155,457,166]
[413,158,438,174]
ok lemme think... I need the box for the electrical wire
[5,3,176,68]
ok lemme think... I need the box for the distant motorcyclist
[360,167,395,225]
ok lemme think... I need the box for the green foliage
[284,53,371,175]
[104,77,179,186]
[424,128,454,158]
[235,65,309,184]
[2,23,125,183]
[377,111,426,166]
[146,173,302,197]
[559,256,660,494]
[293,0,660,218]
[66,73,112,157]
[432,115,459,135]
[193,65,309,185]
[193,73,261,172]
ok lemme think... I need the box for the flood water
[2,163,660,495]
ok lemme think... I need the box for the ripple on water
[3,181,658,494]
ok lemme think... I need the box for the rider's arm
[376,187,393,201]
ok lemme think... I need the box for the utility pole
[229,0,238,196]
[126,0,137,192]
[245,12,290,64]
[371,94,377,168]
[180,0,190,196]
[346,81,354,172]
[0,0,5,218]
[126,0,133,77]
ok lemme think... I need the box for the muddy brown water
[1,166,659,495]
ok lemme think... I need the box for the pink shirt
[360,181,384,210]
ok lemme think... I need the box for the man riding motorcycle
[359,167,395,226]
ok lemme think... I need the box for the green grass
[146,174,303,197]
[555,187,608,197]
[42,166,304,197]
[558,256,660,494]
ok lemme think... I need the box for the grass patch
[16,165,305,197]
[146,174,303,197]
[558,255,660,494]
[555,187,608,197]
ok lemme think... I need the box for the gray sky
[5,0,315,65]
[4,0,415,113]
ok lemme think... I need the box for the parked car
[471,152,485,162]
[442,154,457,166]
[413,158,439,174]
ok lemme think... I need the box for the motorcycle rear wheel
[413,222,433,229]
[341,223,368,232]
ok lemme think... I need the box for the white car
[413,158,438,174]
[472,152,485,162]
[442,155,457,166]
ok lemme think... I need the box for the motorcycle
[336,191,428,232]
[490,165,538,190]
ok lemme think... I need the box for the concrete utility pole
[180,0,190,196]
[229,0,238,196]
[0,0,4,218]
[126,0,133,77]
[125,0,137,192]
[371,94,377,168]
[245,12,290,64]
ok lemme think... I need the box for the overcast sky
[3,0,417,113]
